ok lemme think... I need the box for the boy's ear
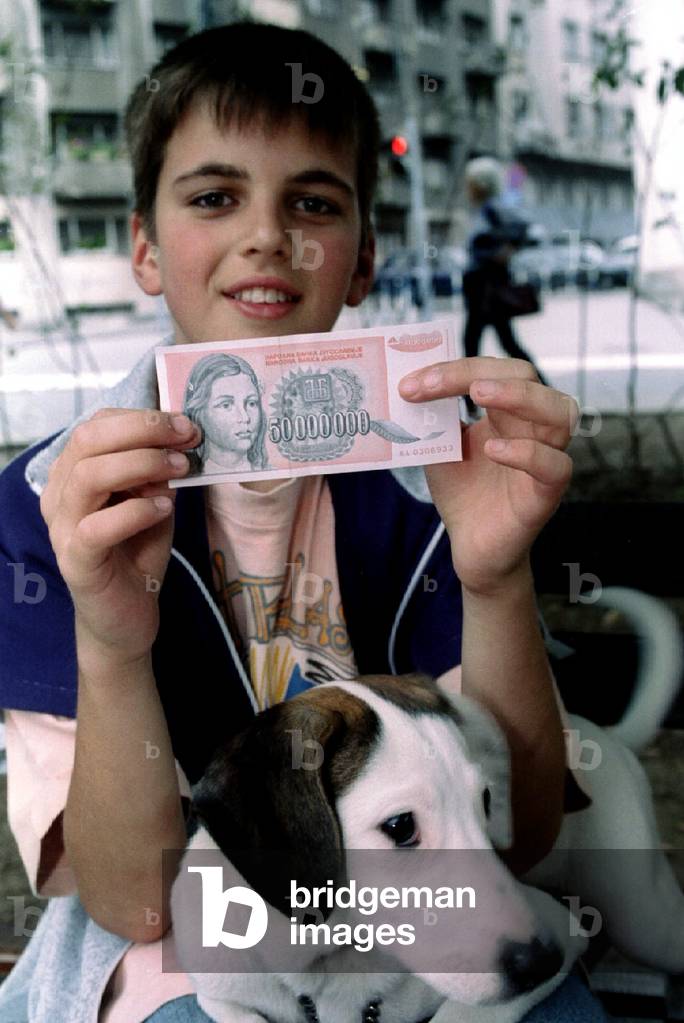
[131,211,163,296]
[345,226,375,308]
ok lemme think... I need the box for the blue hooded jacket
[0,338,463,785]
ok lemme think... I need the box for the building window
[508,12,526,50]
[593,102,604,139]
[462,14,487,45]
[58,214,128,255]
[0,220,15,252]
[565,97,582,138]
[364,48,397,88]
[622,106,635,135]
[358,0,391,19]
[512,90,529,123]
[417,0,447,30]
[467,74,495,121]
[50,112,119,159]
[42,7,117,68]
[153,23,189,62]
[591,31,608,65]
[562,20,580,62]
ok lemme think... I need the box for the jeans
[141,974,610,1022]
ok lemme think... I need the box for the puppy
[170,673,684,1023]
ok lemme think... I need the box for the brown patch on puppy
[190,685,379,917]
[355,672,463,722]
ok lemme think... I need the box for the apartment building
[0,0,502,324]
[493,0,635,245]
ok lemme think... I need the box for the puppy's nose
[499,936,564,996]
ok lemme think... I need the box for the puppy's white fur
[171,677,684,1023]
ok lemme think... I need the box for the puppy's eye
[482,787,492,819]
[380,812,420,847]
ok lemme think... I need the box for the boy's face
[132,101,375,343]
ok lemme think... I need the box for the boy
[0,22,604,1023]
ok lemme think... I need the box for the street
[1,289,683,449]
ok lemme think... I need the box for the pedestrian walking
[462,158,548,414]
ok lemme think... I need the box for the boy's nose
[239,204,291,261]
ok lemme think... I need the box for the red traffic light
[391,135,409,157]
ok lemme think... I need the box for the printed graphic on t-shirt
[210,548,355,708]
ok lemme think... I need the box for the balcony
[50,146,131,199]
[559,134,632,170]
[153,0,190,22]
[463,42,504,76]
[361,21,393,49]
[46,66,119,111]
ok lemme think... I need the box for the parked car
[511,236,605,290]
[371,247,467,306]
[598,235,639,288]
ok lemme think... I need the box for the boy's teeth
[231,287,296,303]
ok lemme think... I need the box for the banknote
[155,319,463,487]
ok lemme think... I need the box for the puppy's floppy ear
[190,691,378,917]
[439,689,514,851]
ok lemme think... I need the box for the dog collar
[298,993,382,1023]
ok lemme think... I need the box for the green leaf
[674,67,684,95]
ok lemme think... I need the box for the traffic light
[390,134,409,157]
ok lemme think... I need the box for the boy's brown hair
[124,21,380,248]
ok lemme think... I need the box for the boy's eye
[190,192,234,209]
[294,195,339,215]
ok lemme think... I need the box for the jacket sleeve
[0,439,80,716]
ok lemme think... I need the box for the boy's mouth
[223,281,302,321]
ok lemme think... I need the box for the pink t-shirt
[4,476,359,1022]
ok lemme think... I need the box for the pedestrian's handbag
[481,279,541,319]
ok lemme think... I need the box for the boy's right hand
[39,408,199,672]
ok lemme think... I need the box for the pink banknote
[155,319,463,487]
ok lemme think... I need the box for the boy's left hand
[399,357,579,596]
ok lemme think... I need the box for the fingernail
[423,370,442,389]
[168,451,188,469]
[401,376,420,396]
[171,414,193,433]
[475,380,499,398]
[488,439,507,453]
[153,496,173,512]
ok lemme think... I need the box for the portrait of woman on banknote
[183,353,269,475]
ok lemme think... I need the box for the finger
[41,409,199,524]
[484,438,573,488]
[127,480,177,500]
[472,379,579,446]
[70,496,175,581]
[399,357,536,401]
[58,447,190,525]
